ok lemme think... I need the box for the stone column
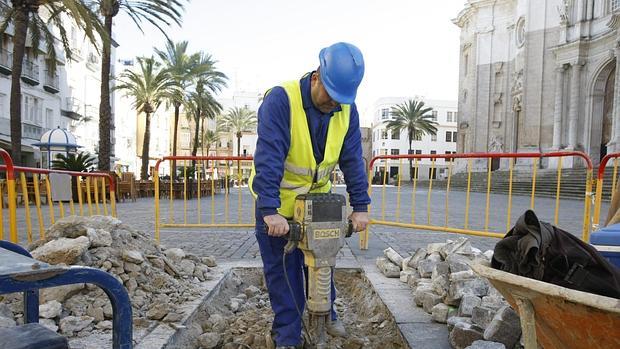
[609,45,620,153]
[567,62,583,150]
[552,65,566,149]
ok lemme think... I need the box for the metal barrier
[154,156,255,242]
[0,149,117,243]
[360,151,594,249]
[593,152,620,229]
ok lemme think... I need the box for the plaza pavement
[6,184,606,262]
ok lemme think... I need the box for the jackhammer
[266,193,354,349]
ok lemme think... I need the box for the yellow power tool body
[285,193,353,349]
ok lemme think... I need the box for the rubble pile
[174,269,406,349]
[376,238,523,349]
[0,215,218,343]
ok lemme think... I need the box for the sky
[115,0,466,126]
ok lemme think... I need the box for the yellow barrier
[0,149,117,243]
[593,153,620,233]
[154,156,255,243]
[361,151,595,250]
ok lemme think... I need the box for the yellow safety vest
[249,79,350,217]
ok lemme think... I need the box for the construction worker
[249,42,371,348]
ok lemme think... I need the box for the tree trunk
[98,15,114,171]
[171,103,180,181]
[140,112,151,180]
[191,114,200,168]
[408,138,414,182]
[237,132,242,185]
[9,5,31,166]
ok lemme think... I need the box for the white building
[0,12,116,168]
[370,97,458,181]
[453,0,620,168]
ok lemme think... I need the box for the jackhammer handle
[345,220,354,238]
[262,221,303,241]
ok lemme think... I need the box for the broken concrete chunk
[39,300,62,319]
[432,275,450,298]
[164,248,185,263]
[376,257,401,278]
[245,286,261,298]
[31,236,90,265]
[447,316,472,332]
[401,256,415,272]
[383,247,404,267]
[87,228,112,248]
[199,332,222,349]
[447,254,472,273]
[400,270,416,283]
[427,252,443,262]
[122,250,144,264]
[39,318,58,332]
[202,256,218,267]
[59,316,94,336]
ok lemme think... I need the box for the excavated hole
[167,268,407,349]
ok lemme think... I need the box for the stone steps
[407,168,620,200]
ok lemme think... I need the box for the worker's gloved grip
[345,220,354,238]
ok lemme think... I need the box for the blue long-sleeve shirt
[252,72,371,217]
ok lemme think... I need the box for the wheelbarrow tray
[471,263,620,349]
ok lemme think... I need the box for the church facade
[454,0,620,168]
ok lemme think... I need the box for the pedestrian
[249,42,371,349]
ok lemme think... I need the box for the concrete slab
[399,322,451,349]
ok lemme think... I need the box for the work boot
[266,332,304,349]
[326,318,348,338]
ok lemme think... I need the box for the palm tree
[155,42,227,178]
[115,56,176,180]
[219,106,257,158]
[0,1,105,165]
[219,106,256,182]
[384,99,438,181]
[201,128,220,158]
[185,78,222,168]
[94,0,185,171]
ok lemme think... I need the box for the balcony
[21,59,39,85]
[22,123,46,140]
[613,0,620,13]
[0,48,11,75]
[43,70,59,94]
[60,97,82,120]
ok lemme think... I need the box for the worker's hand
[349,211,369,232]
[264,214,290,237]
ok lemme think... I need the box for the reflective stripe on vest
[249,79,350,217]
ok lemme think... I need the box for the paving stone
[418,259,439,278]
[376,257,401,278]
[483,306,521,349]
[431,303,450,323]
[465,340,506,349]
[446,254,472,273]
[431,262,451,280]
[447,316,472,332]
[458,295,482,317]
[408,248,428,269]
[471,306,496,329]
[449,322,484,349]
[384,247,404,267]
[423,292,444,313]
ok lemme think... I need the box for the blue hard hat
[318,42,365,104]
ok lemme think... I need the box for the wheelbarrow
[471,263,620,349]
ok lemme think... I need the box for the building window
[452,131,458,142]
[46,108,53,129]
[430,150,437,155]
[447,111,455,122]
[431,134,437,142]
[0,93,5,119]
[464,54,468,76]
[381,130,388,139]
[415,150,422,154]
[390,149,399,155]
[382,149,388,155]
[429,167,436,180]
[23,95,41,125]
[445,131,452,142]
[381,108,390,120]
[391,131,400,140]
[431,110,438,121]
